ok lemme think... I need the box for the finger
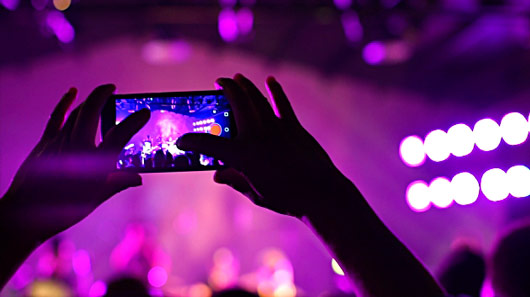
[233,74,275,124]
[100,171,142,203]
[98,108,151,155]
[265,76,299,124]
[55,103,83,150]
[216,78,257,135]
[31,88,77,155]
[214,167,255,194]
[177,133,234,163]
[71,84,116,146]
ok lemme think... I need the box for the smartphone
[101,90,235,173]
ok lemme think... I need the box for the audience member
[437,246,485,297]
[491,222,530,297]
[0,76,445,297]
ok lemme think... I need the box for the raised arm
[177,74,445,297]
[0,85,150,289]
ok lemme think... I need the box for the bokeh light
[362,41,385,65]
[88,281,107,297]
[218,8,238,42]
[1,0,19,10]
[334,0,352,10]
[72,249,91,277]
[406,181,430,212]
[474,118,501,151]
[451,172,479,205]
[399,135,425,167]
[481,168,509,202]
[148,266,168,288]
[331,259,345,276]
[424,129,451,162]
[341,10,363,43]
[429,177,453,208]
[236,7,254,35]
[447,123,474,157]
[46,11,75,43]
[507,165,530,198]
[53,0,70,11]
[500,112,528,145]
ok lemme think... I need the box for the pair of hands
[2,74,346,244]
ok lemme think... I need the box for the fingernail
[215,78,230,86]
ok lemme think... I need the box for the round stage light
[406,181,430,212]
[424,129,450,162]
[507,165,530,198]
[474,119,501,151]
[481,168,509,202]
[399,135,425,167]
[500,112,528,146]
[429,177,453,208]
[451,172,479,205]
[447,123,474,157]
[148,266,168,288]
[363,41,385,65]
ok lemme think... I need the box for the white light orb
[500,112,528,146]
[507,165,530,198]
[481,168,509,202]
[429,177,453,208]
[451,172,479,205]
[424,129,450,162]
[447,124,474,157]
[399,136,426,167]
[406,181,431,212]
[473,119,501,151]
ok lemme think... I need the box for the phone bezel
[101,90,235,173]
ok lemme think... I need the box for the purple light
[481,168,508,202]
[1,0,19,10]
[399,135,425,167]
[218,8,239,42]
[142,40,191,65]
[148,266,168,288]
[341,10,363,43]
[362,41,385,65]
[424,129,450,162]
[46,11,75,43]
[429,177,453,208]
[451,172,479,205]
[333,0,352,10]
[500,112,528,145]
[236,7,254,35]
[507,165,530,198]
[447,123,474,157]
[72,249,92,276]
[406,181,430,212]
[473,118,501,151]
[88,281,107,297]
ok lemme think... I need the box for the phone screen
[105,91,233,172]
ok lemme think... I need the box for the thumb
[214,168,262,201]
[102,171,142,200]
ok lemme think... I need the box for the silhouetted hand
[1,85,150,243]
[177,74,351,218]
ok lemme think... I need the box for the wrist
[0,192,43,248]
